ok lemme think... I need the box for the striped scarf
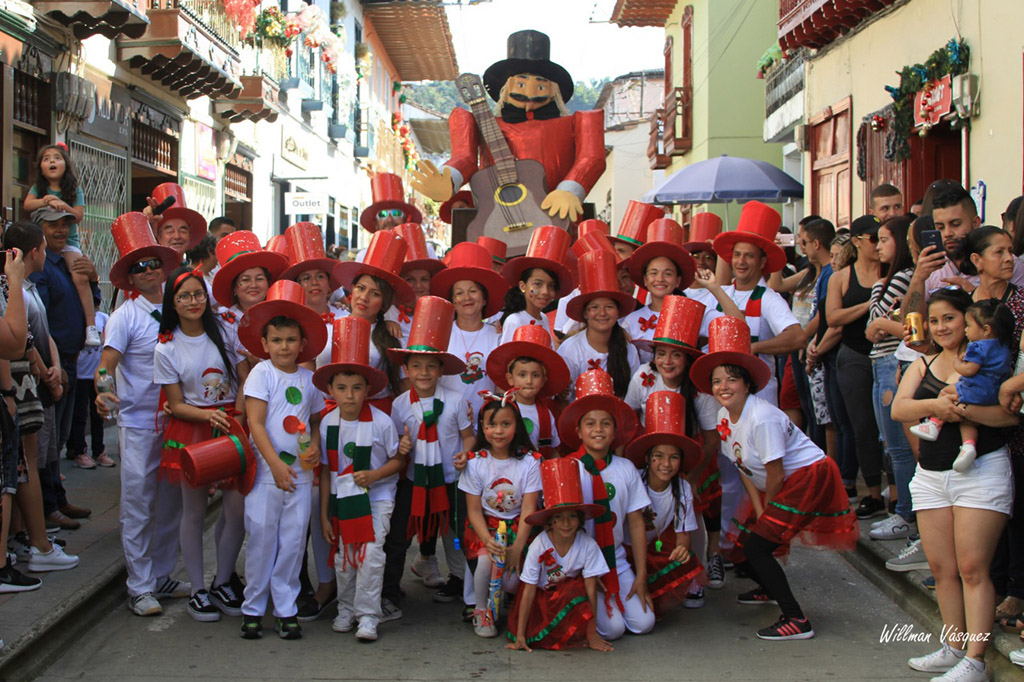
[324,404,375,569]
[569,446,622,615]
[408,388,448,542]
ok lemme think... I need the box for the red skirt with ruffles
[626,529,705,615]
[161,406,246,492]
[692,455,722,516]
[506,576,594,650]
[725,457,858,564]
[464,514,520,561]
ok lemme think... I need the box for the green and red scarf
[569,446,622,615]
[324,403,376,569]
[408,388,448,542]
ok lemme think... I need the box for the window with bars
[225,163,251,202]
[180,172,219,223]
[132,123,178,175]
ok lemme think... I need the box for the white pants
[119,427,182,597]
[717,452,743,551]
[595,563,656,640]
[309,485,334,585]
[242,481,311,618]
[335,499,393,625]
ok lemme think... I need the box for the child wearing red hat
[237,281,328,640]
[153,267,248,623]
[559,369,653,640]
[506,457,611,652]
[315,317,412,642]
[458,393,542,638]
[499,225,574,344]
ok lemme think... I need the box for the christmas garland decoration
[392,109,420,170]
[883,38,970,161]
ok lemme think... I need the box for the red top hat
[387,296,466,375]
[359,172,422,233]
[612,200,664,248]
[211,231,290,309]
[313,316,388,395]
[712,201,786,274]
[577,219,609,241]
[689,316,772,394]
[108,212,180,291]
[151,183,207,249]
[333,230,416,306]
[565,250,637,322]
[634,295,706,356]
[280,222,342,289]
[476,236,507,265]
[524,458,606,526]
[181,415,257,495]
[485,323,570,398]
[237,280,328,363]
[628,218,697,291]
[570,230,618,261]
[501,225,575,297]
[394,222,444,276]
[624,391,704,470]
[684,212,723,253]
[557,369,638,450]
[429,242,510,318]
[439,190,474,224]
[265,234,293,260]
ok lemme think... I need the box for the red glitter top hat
[237,280,328,363]
[439,190,474,224]
[612,200,664,248]
[624,391,703,470]
[628,218,697,290]
[108,212,179,291]
[557,369,638,450]
[333,230,416,306]
[394,222,444,276]
[689,316,772,394]
[684,212,723,253]
[151,183,207,249]
[211,231,290,308]
[633,295,706,356]
[280,222,342,288]
[360,172,422,232]
[524,458,606,526]
[476,236,507,266]
[485,323,570,398]
[181,415,257,495]
[429,242,510,318]
[565,250,637,322]
[386,296,466,375]
[501,225,575,297]
[313,316,388,395]
[711,201,786,274]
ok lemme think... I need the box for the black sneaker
[240,614,263,639]
[187,590,222,622]
[297,594,334,622]
[433,576,464,604]
[757,615,814,640]
[684,588,706,608]
[229,571,246,594]
[856,496,887,519]
[275,616,302,640]
[0,559,42,593]
[737,587,777,605]
[706,554,725,589]
[210,581,243,617]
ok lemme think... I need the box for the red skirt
[464,514,520,561]
[726,457,858,563]
[506,576,594,650]
[692,454,722,516]
[626,531,705,615]
[161,408,246,492]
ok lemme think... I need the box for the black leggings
[738,533,804,619]
[836,345,884,489]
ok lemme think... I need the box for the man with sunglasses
[95,212,188,617]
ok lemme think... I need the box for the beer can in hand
[905,312,925,344]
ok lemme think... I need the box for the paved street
[37,541,935,681]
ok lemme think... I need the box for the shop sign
[914,74,952,128]
[81,82,130,148]
[196,122,217,181]
[285,192,329,215]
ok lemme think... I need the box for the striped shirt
[868,268,913,358]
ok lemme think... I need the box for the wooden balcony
[778,0,898,51]
[662,86,692,157]
[647,110,669,170]
[34,0,149,39]
[213,75,278,123]
[116,0,242,100]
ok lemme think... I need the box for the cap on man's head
[31,207,76,224]
[850,214,882,237]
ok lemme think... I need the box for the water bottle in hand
[96,368,118,420]
[297,422,312,470]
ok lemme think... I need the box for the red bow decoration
[126,287,140,300]
[641,372,655,388]
[397,305,412,324]
[173,266,205,290]
[717,417,731,439]
[478,386,519,407]
[538,547,557,567]
[638,315,658,332]
[220,311,237,324]
[321,312,335,324]
[587,358,603,370]
[158,331,174,343]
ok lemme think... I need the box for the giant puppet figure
[411,30,605,249]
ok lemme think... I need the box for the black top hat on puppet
[483,30,574,103]
[237,280,328,364]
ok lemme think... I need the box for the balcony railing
[662,86,692,156]
[647,110,669,170]
[778,0,897,51]
[167,0,239,50]
[764,50,805,117]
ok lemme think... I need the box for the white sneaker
[870,514,914,541]
[27,544,79,572]
[909,644,965,673]
[154,577,191,599]
[355,619,378,642]
[85,325,102,347]
[332,609,355,633]
[129,592,162,617]
[951,443,977,473]
[928,656,988,682]
[872,514,896,530]
[411,554,444,588]
[380,597,402,623]
[911,420,941,441]
[886,538,930,572]
[472,610,498,638]
[1010,648,1024,667]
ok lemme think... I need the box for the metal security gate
[180,172,220,225]
[68,137,129,307]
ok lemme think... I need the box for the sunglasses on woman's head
[128,258,163,275]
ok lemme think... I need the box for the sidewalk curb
[843,526,1024,682]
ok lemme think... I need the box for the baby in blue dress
[911,299,1014,472]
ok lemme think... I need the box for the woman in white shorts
[893,287,1018,682]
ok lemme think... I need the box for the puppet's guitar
[455,73,568,250]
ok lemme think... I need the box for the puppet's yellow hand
[540,189,582,221]
[410,159,454,202]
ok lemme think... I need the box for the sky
[444,0,664,84]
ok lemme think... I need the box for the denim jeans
[824,349,857,487]
[871,353,915,519]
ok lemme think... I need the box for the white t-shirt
[77,311,108,380]
[519,530,609,589]
[717,394,824,490]
[457,451,542,520]
[553,288,583,336]
[391,384,472,484]
[153,328,240,406]
[575,455,651,568]
[243,360,326,485]
[633,482,698,546]
[623,366,719,430]
[517,401,560,451]
[499,310,550,344]
[104,297,163,429]
[319,405,401,502]
[557,329,640,399]
[440,322,500,427]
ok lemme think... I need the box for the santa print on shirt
[153,329,239,407]
[441,323,499,424]
[520,530,609,589]
[457,449,543,519]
